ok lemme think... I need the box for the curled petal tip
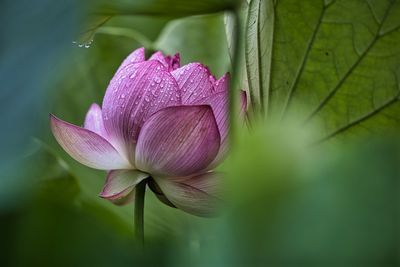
[117,47,146,72]
[99,170,148,201]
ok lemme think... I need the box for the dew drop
[154,77,161,83]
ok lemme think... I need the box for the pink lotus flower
[50,47,229,217]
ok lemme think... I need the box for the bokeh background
[1,0,399,266]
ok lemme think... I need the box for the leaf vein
[281,0,328,119]
[303,0,396,124]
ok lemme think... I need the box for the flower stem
[134,179,146,246]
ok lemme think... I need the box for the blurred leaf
[76,0,242,44]
[156,14,231,78]
[246,0,400,142]
[88,0,241,17]
[74,15,170,49]
[0,0,78,210]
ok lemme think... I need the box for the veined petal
[171,63,215,104]
[135,105,220,177]
[149,51,169,69]
[195,91,229,166]
[102,60,181,162]
[117,47,145,73]
[84,103,108,138]
[99,170,148,201]
[154,172,222,217]
[214,73,229,93]
[50,115,131,170]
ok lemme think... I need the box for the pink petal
[135,105,220,177]
[149,51,169,69]
[99,170,148,202]
[117,47,145,73]
[195,92,229,167]
[171,63,215,104]
[168,53,180,71]
[149,51,181,72]
[109,190,135,206]
[154,172,222,217]
[240,90,248,119]
[50,114,131,170]
[102,60,181,162]
[84,103,108,139]
[214,73,229,93]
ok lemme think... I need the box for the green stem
[134,180,146,246]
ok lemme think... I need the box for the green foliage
[245,0,400,142]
